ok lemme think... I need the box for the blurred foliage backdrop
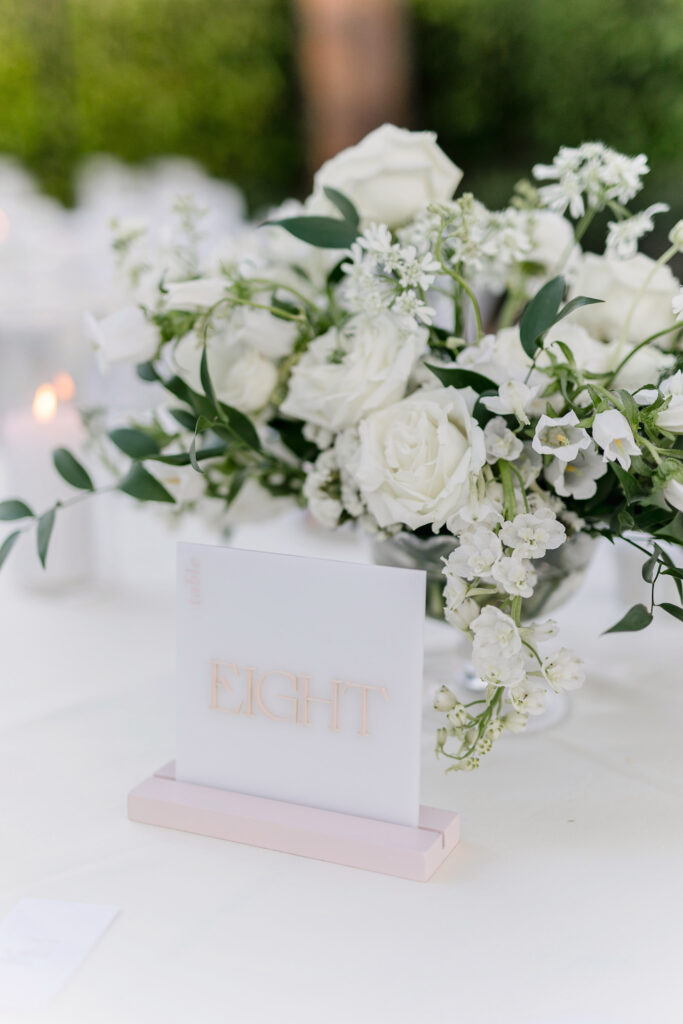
[0,0,681,221]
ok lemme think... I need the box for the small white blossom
[605,203,669,260]
[522,619,559,645]
[499,508,566,559]
[534,143,649,219]
[447,497,503,533]
[510,681,548,715]
[532,411,592,462]
[592,409,640,470]
[445,599,480,630]
[542,648,585,692]
[491,553,537,598]
[544,444,608,500]
[481,380,539,425]
[483,417,524,464]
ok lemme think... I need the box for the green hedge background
[0,0,681,223]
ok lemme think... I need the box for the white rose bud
[84,307,158,370]
[669,220,683,249]
[433,685,457,712]
[313,124,462,228]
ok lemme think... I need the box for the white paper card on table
[176,542,426,827]
[0,898,119,1011]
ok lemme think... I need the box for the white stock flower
[663,477,683,513]
[470,605,522,657]
[281,312,426,432]
[84,307,158,370]
[532,411,591,462]
[499,508,566,559]
[164,277,229,311]
[447,497,503,533]
[173,333,277,413]
[229,305,299,361]
[592,409,640,469]
[544,444,608,500]
[473,648,526,689]
[313,124,462,228]
[446,527,503,579]
[481,380,539,426]
[605,204,669,260]
[491,553,537,598]
[483,417,524,463]
[568,253,680,343]
[656,372,683,434]
[351,387,486,530]
[303,450,343,528]
[542,648,585,692]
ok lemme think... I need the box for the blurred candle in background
[1,376,93,589]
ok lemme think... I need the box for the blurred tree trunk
[294,0,412,174]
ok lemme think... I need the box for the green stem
[604,322,683,387]
[616,244,678,357]
[498,459,518,519]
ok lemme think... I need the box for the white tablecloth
[1,508,682,1024]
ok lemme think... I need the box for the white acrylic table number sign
[128,541,460,881]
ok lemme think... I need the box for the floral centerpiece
[2,125,682,772]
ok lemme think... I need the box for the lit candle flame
[53,372,75,402]
[32,383,58,423]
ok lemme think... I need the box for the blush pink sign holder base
[128,762,460,882]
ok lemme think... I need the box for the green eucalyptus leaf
[266,216,358,249]
[425,364,498,394]
[610,463,645,503]
[149,444,226,467]
[53,448,94,491]
[551,294,602,325]
[136,361,160,382]
[519,276,565,358]
[168,407,197,431]
[641,554,659,583]
[659,602,683,623]
[109,428,161,459]
[655,512,683,545]
[322,186,360,227]
[118,464,175,504]
[603,603,653,634]
[0,499,34,521]
[218,405,262,451]
[37,506,57,568]
[0,530,21,569]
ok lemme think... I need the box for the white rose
[351,386,485,530]
[568,252,680,343]
[173,332,276,413]
[84,307,159,370]
[312,124,462,229]
[605,340,675,390]
[229,305,299,361]
[663,477,683,512]
[281,312,426,432]
[526,209,580,289]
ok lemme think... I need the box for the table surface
[1,505,682,1024]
